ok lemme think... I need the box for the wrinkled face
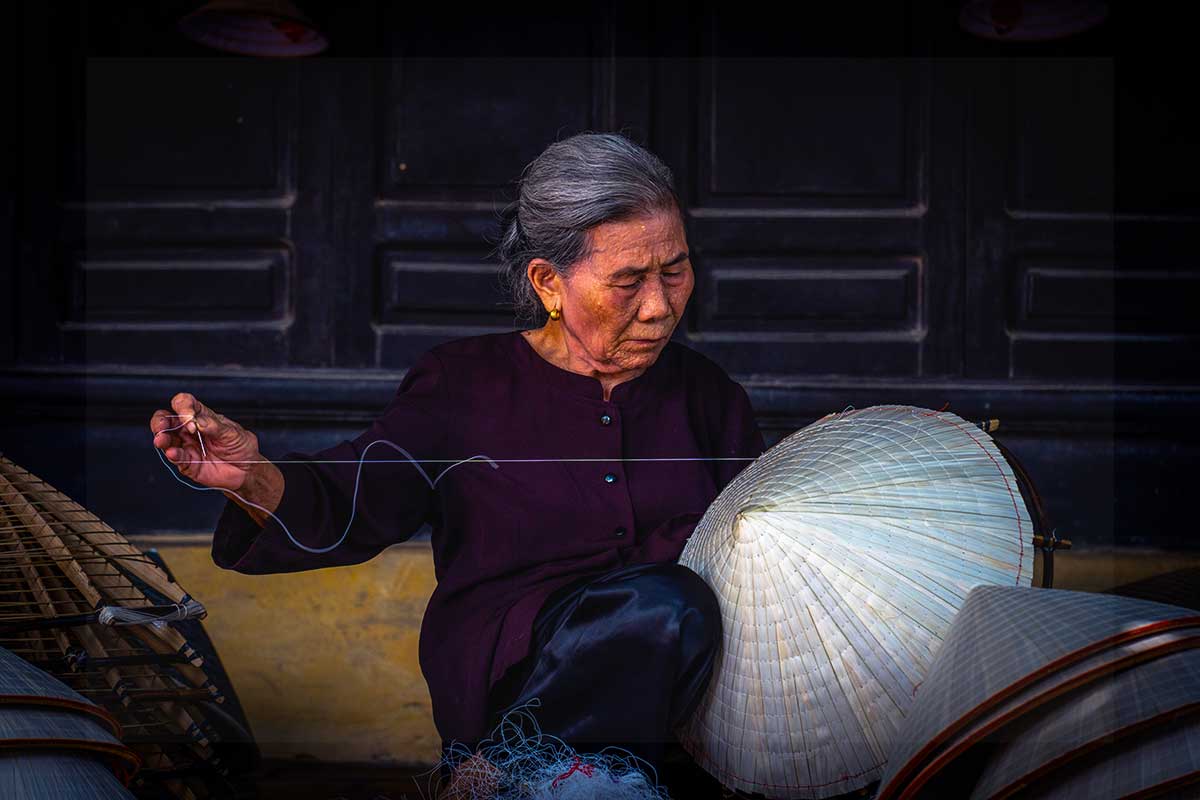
[559,207,694,374]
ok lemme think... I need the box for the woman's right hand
[150,393,263,492]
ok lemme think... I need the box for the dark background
[2,2,1196,554]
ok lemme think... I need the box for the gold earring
[549,306,562,321]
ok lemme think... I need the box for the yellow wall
[138,537,443,765]
[140,536,1200,766]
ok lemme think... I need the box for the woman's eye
[615,269,686,289]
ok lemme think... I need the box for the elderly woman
[150,133,764,791]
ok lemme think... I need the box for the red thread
[551,756,596,788]
[921,410,1026,584]
[836,404,1025,583]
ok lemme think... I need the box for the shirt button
[615,526,626,537]
[603,472,617,484]
[600,414,612,426]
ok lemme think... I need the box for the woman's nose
[637,277,672,321]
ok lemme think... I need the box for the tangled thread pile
[428,700,672,800]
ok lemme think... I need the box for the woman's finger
[191,399,224,437]
[155,404,211,457]
[169,392,211,435]
[166,441,202,476]
[188,399,234,439]
[204,411,243,444]
[164,440,196,461]
[151,408,188,436]
[153,429,182,451]
[152,409,198,456]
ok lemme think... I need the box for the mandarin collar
[511,330,674,405]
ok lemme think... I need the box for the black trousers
[440,560,722,787]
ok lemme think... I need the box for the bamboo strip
[0,473,102,607]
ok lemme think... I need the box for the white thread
[156,415,498,554]
[98,598,206,626]
[154,414,754,556]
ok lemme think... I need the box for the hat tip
[732,505,767,543]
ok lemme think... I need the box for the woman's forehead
[586,211,687,262]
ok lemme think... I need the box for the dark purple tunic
[211,331,764,744]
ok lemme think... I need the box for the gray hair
[496,132,681,326]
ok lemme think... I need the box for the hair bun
[497,200,525,263]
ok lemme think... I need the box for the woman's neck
[522,326,645,402]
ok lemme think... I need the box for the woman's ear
[526,258,563,314]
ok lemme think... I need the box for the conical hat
[876,586,1200,800]
[968,647,1200,800]
[0,752,135,799]
[908,625,1200,800]
[0,707,126,753]
[0,645,141,784]
[0,643,121,738]
[1020,717,1200,800]
[676,405,1035,799]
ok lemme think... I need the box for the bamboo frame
[0,454,235,799]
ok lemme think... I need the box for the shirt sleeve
[626,377,765,564]
[211,349,448,574]
[712,380,766,491]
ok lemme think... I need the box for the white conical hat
[675,405,1034,799]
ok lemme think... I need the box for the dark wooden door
[4,2,1196,552]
